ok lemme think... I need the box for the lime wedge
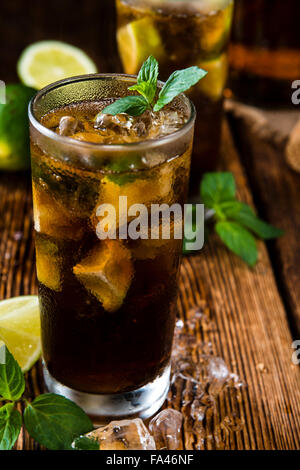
[17,41,98,90]
[0,296,41,372]
[117,18,165,75]
[197,53,228,101]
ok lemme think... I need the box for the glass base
[43,362,170,423]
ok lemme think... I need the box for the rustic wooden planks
[0,121,299,450]
[1,0,300,450]
[227,102,300,336]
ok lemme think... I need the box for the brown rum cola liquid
[31,100,191,394]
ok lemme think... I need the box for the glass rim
[28,73,196,153]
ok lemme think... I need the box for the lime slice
[197,53,228,101]
[0,296,41,372]
[17,41,98,90]
[117,18,165,75]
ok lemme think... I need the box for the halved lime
[0,296,41,372]
[0,84,36,171]
[117,18,165,75]
[17,41,98,90]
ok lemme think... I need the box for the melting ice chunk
[149,409,184,450]
[81,418,156,450]
[94,112,134,135]
[58,116,84,136]
[32,181,84,240]
[73,240,134,313]
[93,107,187,143]
[204,356,230,395]
[90,171,172,236]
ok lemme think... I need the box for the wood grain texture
[0,123,299,450]
[227,102,300,336]
[0,0,299,451]
[0,0,121,83]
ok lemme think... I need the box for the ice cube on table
[205,356,230,395]
[83,418,156,450]
[32,182,84,240]
[58,116,84,136]
[73,240,134,313]
[149,409,183,450]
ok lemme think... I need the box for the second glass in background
[115,0,234,191]
[229,0,300,107]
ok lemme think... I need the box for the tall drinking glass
[29,74,195,420]
[115,0,234,191]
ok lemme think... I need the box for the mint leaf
[184,172,283,266]
[137,55,159,86]
[0,403,22,450]
[129,55,158,105]
[0,346,25,401]
[219,201,284,239]
[129,82,152,103]
[99,58,207,117]
[24,393,93,450]
[216,221,258,267]
[72,435,100,450]
[101,95,148,117]
[201,172,236,208]
[153,66,207,112]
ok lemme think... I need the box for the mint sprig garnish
[99,95,149,117]
[100,55,207,117]
[0,345,93,450]
[184,172,283,266]
[129,55,159,106]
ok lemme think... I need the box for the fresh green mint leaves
[0,348,25,402]
[184,172,283,266]
[0,345,93,450]
[99,95,149,117]
[129,55,159,106]
[24,394,93,450]
[153,66,207,111]
[72,435,100,450]
[100,56,207,117]
[0,403,22,450]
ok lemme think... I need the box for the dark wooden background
[0,0,300,450]
[0,0,121,82]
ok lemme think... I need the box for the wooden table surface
[1,0,300,451]
[0,117,299,450]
